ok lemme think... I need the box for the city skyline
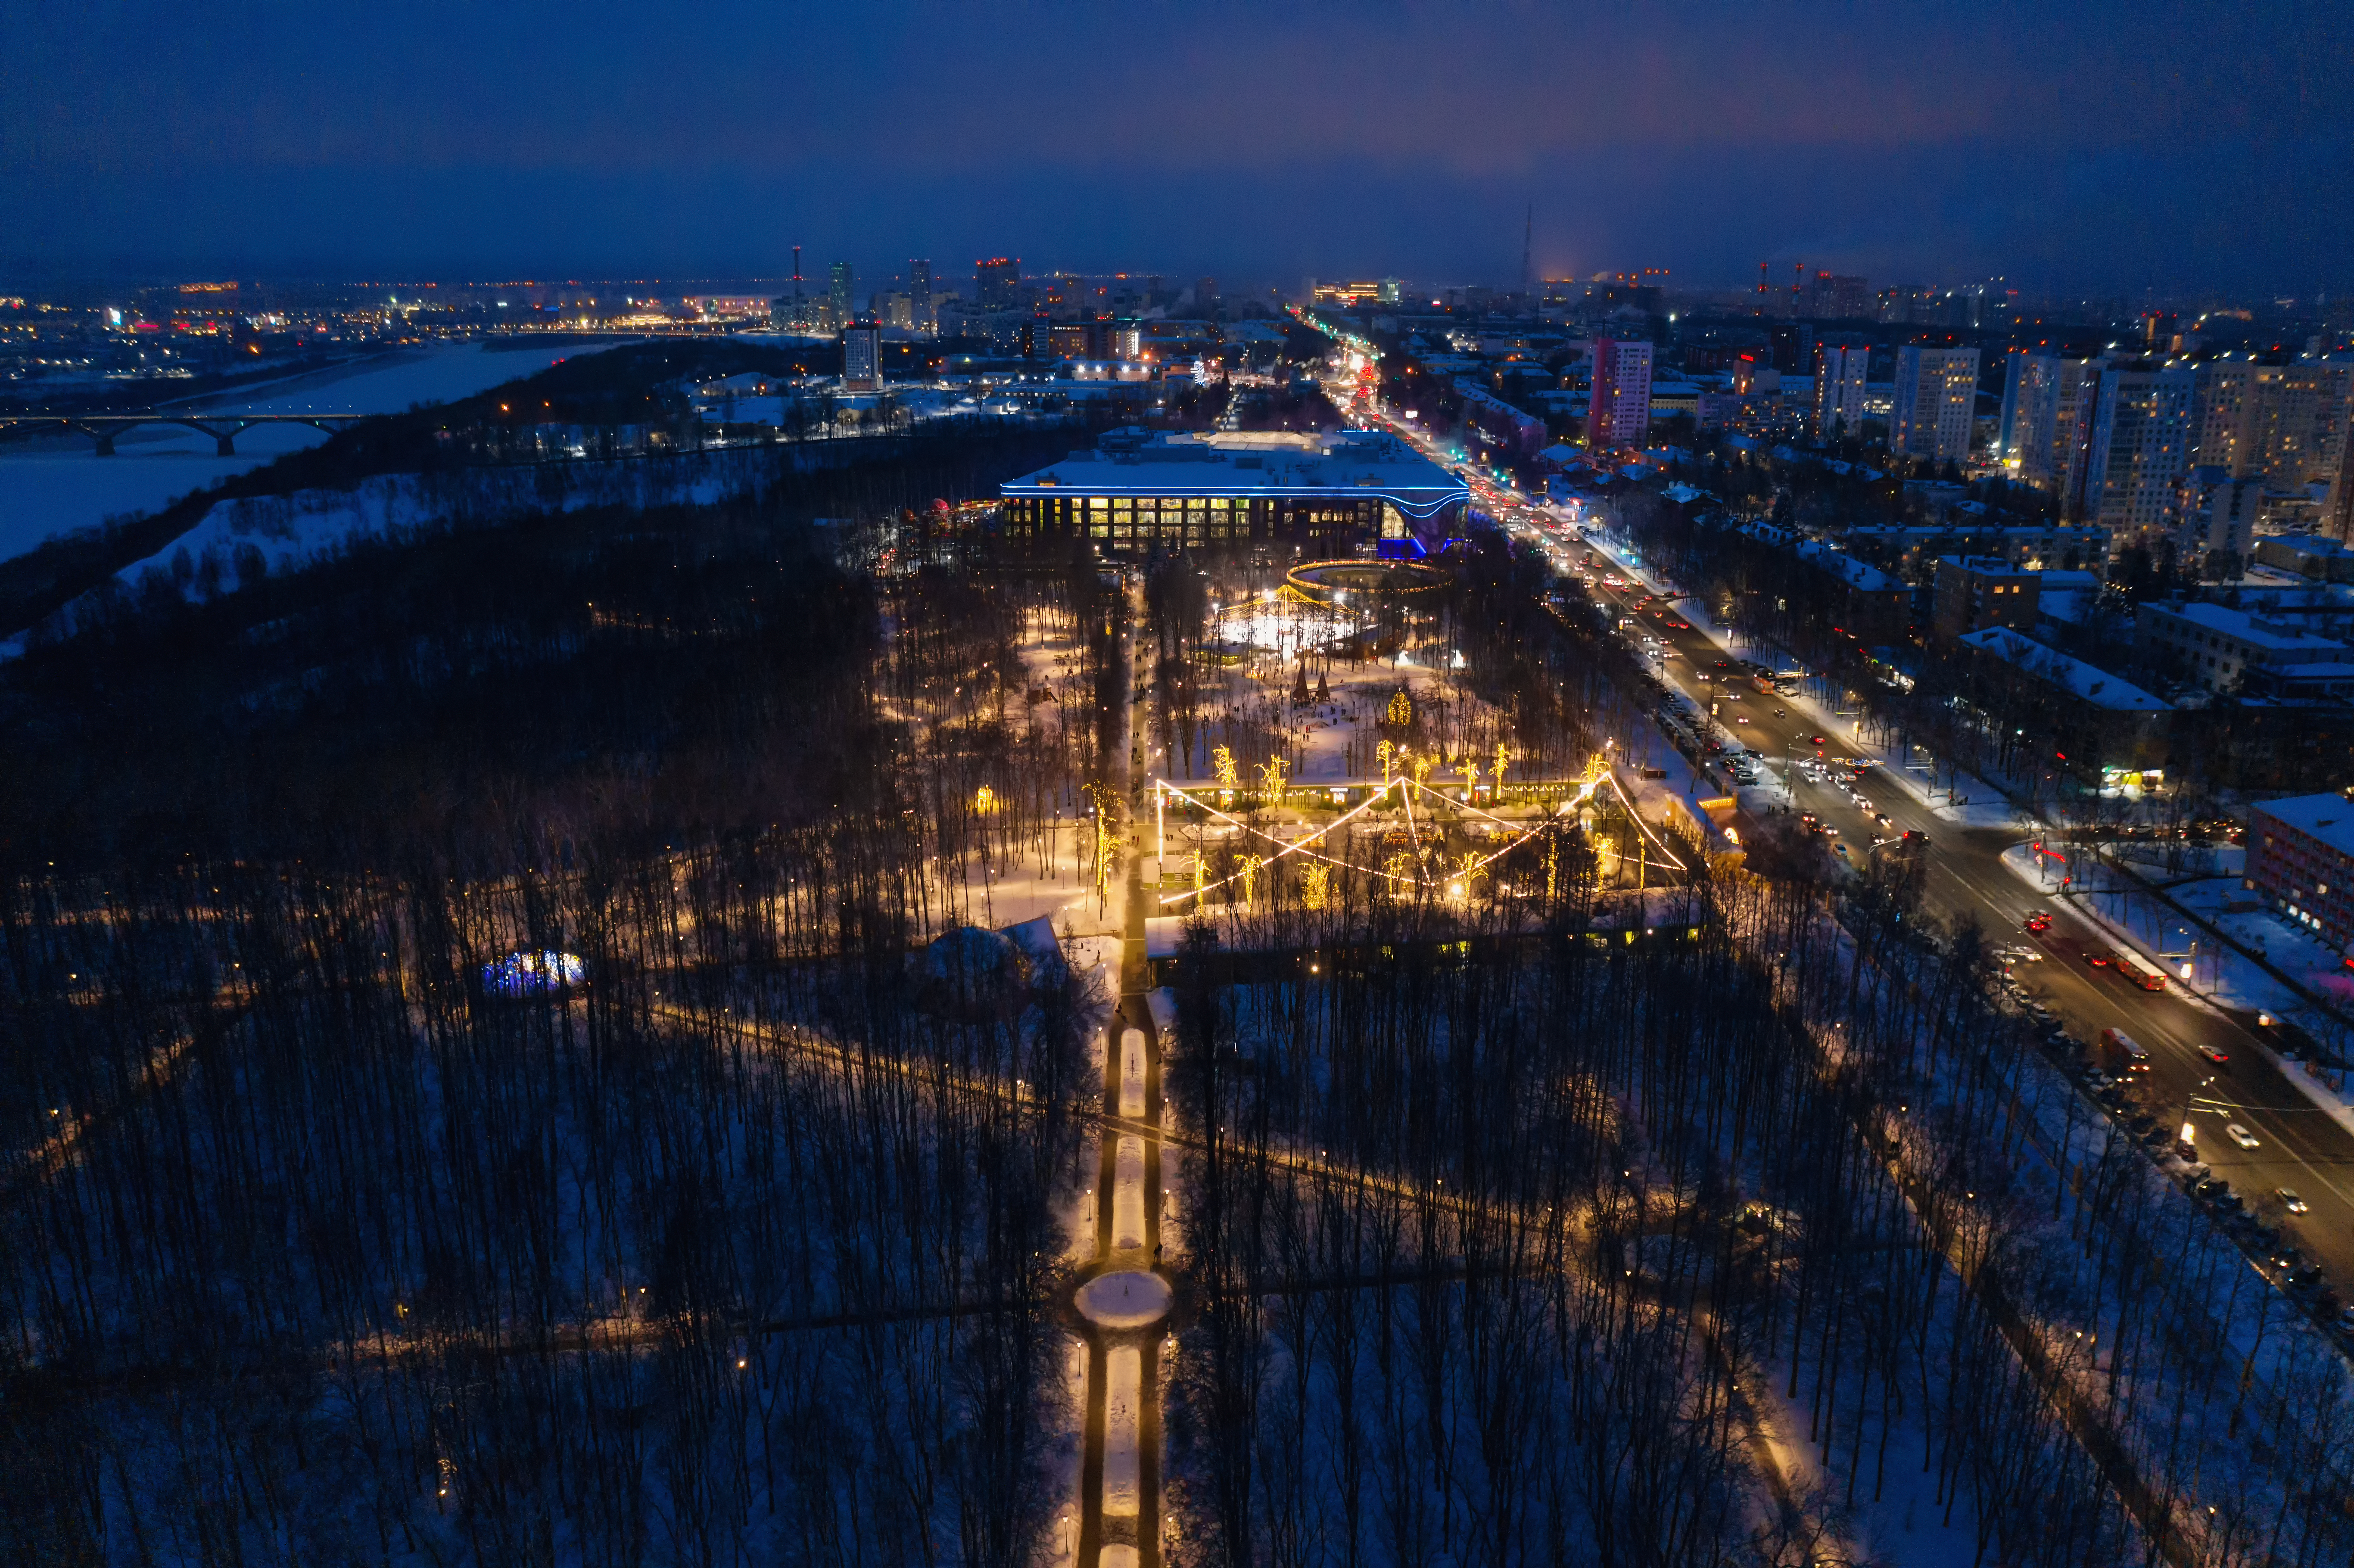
[5,2,2350,296]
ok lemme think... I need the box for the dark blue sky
[6,0,2348,298]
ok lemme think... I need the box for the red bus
[2100,1027,2150,1073]
[2111,949,2167,992]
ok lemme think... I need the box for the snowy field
[0,339,634,565]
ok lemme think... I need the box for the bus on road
[2101,1027,2151,1074]
[2112,948,2168,992]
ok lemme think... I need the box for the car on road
[2024,911,2054,933]
[2278,1187,2310,1213]
[1809,735,1828,746]
[2226,1123,2261,1149]
[1774,708,1787,717]
[2085,952,2111,968]
[2198,1043,2230,1064]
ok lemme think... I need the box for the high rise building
[2010,352,2106,505]
[1812,342,1868,441]
[824,262,856,335]
[2169,466,2265,565]
[1194,275,1220,319]
[2083,365,2195,537]
[909,259,935,336]
[842,319,882,393]
[1588,337,1654,449]
[1891,345,1980,466]
[976,257,1021,312]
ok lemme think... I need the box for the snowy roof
[1958,628,2170,711]
[1795,540,1903,593]
[2145,600,2347,653]
[1002,428,1468,515]
[2251,793,2354,859]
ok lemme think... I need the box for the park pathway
[1074,578,1173,1568]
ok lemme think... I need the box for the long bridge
[0,411,366,456]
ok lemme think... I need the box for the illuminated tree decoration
[1300,862,1330,911]
[1238,853,1264,910]
[1493,741,1510,790]
[1386,688,1414,728]
[1410,753,1435,788]
[1377,739,1395,783]
[1212,745,1239,787]
[1258,755,1289,810]
[1459,759,1481,796]
[974,784,1001,815]
[1082,780,1118,892]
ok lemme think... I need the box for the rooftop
[2144,600,2347,653]
[1795,540,1903,592]
[1002,428,1469,516]
[2252,793,2354,860]
[1958,628,2171,711]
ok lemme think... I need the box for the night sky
[5,0,2348,296]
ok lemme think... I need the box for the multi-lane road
[1336,383,2354,1313]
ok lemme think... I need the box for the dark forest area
[0,427,1130,1564]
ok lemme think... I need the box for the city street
[1342,374,2354,1319]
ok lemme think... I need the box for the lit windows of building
[1000,428,1467,555]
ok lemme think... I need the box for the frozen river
[0,339,632,565]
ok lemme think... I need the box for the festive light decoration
[1212,746,1238,787]
[1300,863,1330,911]
[1376,739,1395,783]
[1386,689,1414,728]
[1258,756,1289,810]
[974,784,1002,815]
[1150,751,1677,913]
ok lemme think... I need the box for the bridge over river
[0,412,365,457]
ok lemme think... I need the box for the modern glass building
[999,427,1469,554]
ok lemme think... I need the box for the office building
[1588,337,1654,450]
[2083,365,2195,537]
[2246,794,2354,952]
[1933,555,2041,638]
[1000,427,1468,554]
[1812,342,1868,442]
[842,320,882,393]
[976,257,1022,311]
[1890,345,1980,466]
[1194,275,1220,320]
[909,259,935,336]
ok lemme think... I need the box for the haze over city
[6,2,2351,294]
[7,7,2354,1567]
